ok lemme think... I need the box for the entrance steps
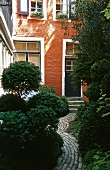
[67,97,84,114]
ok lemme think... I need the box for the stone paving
[53,113,82,170]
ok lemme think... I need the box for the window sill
[28,16,45,20]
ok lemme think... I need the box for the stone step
[67,97,84,114]
[69,104,81,108]
[67,97,83,101]
[69,108,78,113]
[68,101,84,105]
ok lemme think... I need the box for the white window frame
[53,0,76,21]
[28,0,47,20]
[53,0,69,21]
[13,36,45,85]
[62,39,82,96]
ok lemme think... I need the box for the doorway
[65,59,81,97]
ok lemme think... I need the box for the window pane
[66,60,71,65]
[31,0,43,12]
[14,54,26,62]
[37,0,43,12]
[66,42,73,55]
[28,54,40,67]
[27,42,40,51]
[31,1,36,11]
[14,42,26,51]
[66,66,71,71]
[74,43,78,54]
[56,0,68,14]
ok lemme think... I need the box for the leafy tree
[1,61,41,98]
[72,0,110,100]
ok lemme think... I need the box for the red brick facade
[13,0,87,99]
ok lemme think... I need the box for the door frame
[62,39,82,97]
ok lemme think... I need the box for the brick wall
[14,0,77,96]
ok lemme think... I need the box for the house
[11,0,86,99]
[0,0,14,95]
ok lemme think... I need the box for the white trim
[13,36,45,85]
[53,0,71,22]
[0,8,14,50]
[62,39,82,97]
[28,0,47,20]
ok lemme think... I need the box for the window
[31,0,43,12]
[14,41,41,68]
[56,0,68,15]
[55,0,76,20]
[66,42,78,57]
[18,0,46,19]
[30,0,44,18]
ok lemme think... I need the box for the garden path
[53,113,82,170]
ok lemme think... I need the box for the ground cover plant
[0,61,65,170]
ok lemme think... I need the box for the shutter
[18,0,29,15]
[69,0,76,19]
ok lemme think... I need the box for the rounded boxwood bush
[0,94,26,112]
[0,106,63,170]
[26,105,59,132]
[1,61,41,98]
[27,92,69,118]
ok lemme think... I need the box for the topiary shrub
[0,107,63,170]
[0,94,26,112]
[27,92,69,118]
[0,111,29,154]
[26,105,59,132]
[1,61,41,98]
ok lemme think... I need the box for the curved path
[53,114,82,170]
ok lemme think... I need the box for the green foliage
[90,59,110,83]
[56,12,68,20]
[0,94,26,112]
[102,2,110,19]
[101,73,110,97]
[1,61,41,98]
[26,105,58,132]
[39,85,57,94]
[83,150,110,170]
[84,83,101,102]
[0,130,63,170]
[76,102,110,156]
[27,92,69,118]
[0,111,29,153]
[0,107,63,170]
[30,11,44,18]
[97,96,110,118]
[72,0,110,100]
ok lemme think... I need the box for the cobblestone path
[53,114,82,170]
